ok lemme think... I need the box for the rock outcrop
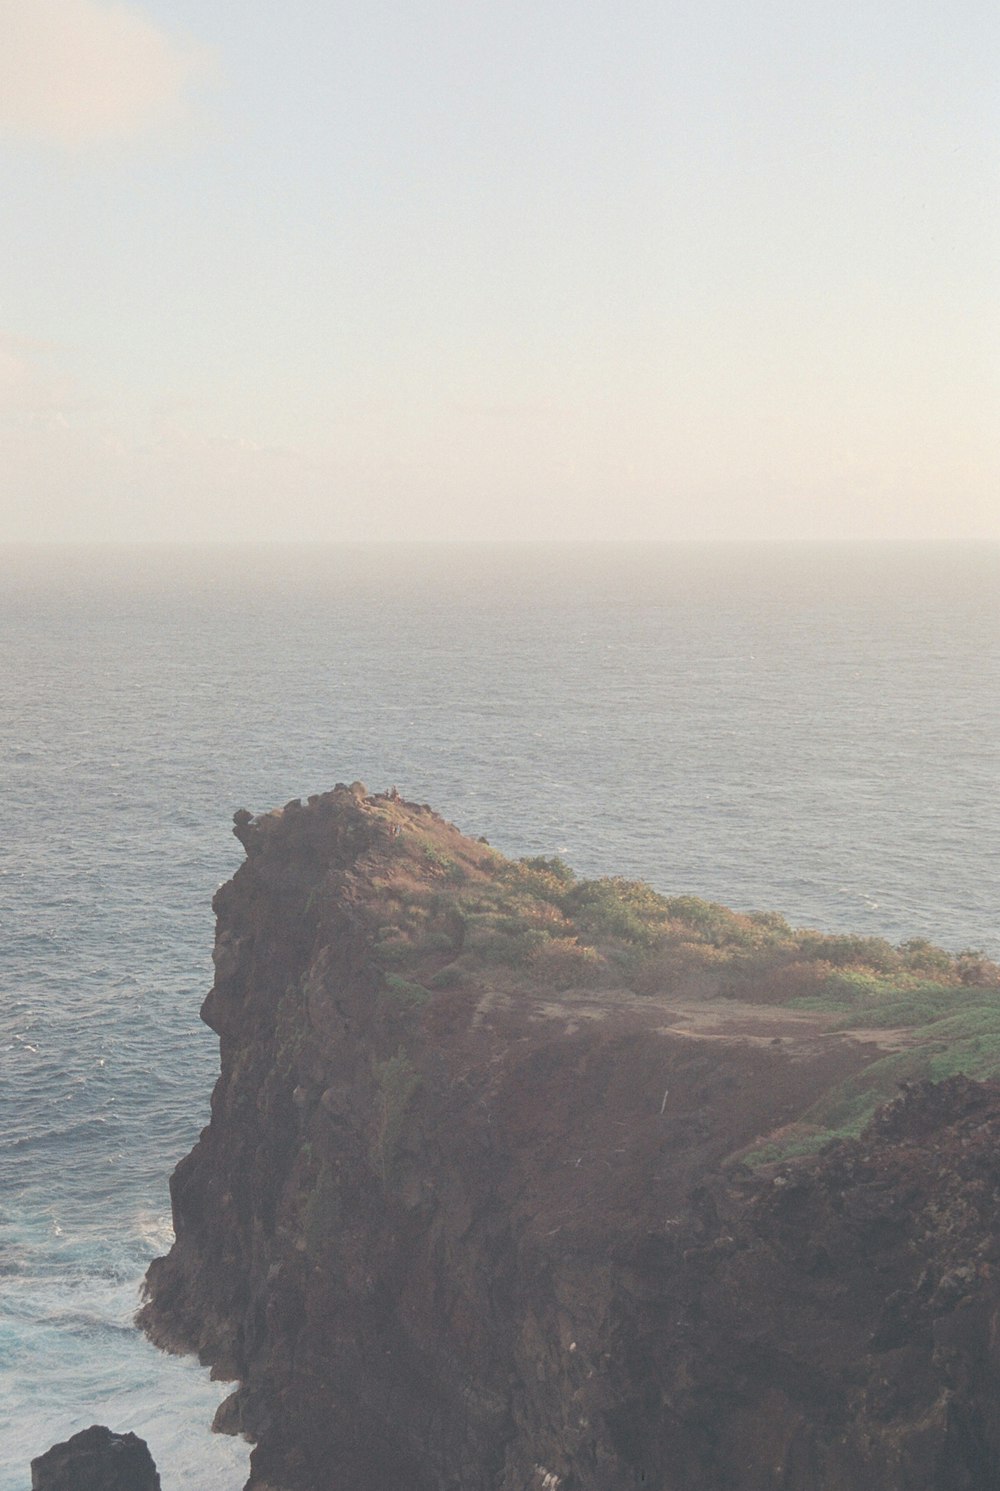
[30,1426,160,1491]
[139,787,1000,1490]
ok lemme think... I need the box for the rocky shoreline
[31,1426,160,1491]
[131,786,1000,1489]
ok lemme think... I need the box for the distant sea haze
[1,540,997,1489]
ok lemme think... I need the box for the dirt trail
[492,984,920,1057]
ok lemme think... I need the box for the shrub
[372,1050,420,1183]
[521,855,576,884]
[428,963,466,989]
[470,925,550,965]
[380,973,430,1009]
[530,937,604,988]
[956,950,1000,987]
[565,878,665,946]
[419,929,456,952]
[662,896,757,948]
[501,859,575,907]
[724,956,834,1005]
[374,937,413,965]
[747,910,794,940]
[798,933,899,973]
[626,942,725,996]
[899,938,955,977]
[822,969,890,1006]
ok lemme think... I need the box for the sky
[0,0,996,543]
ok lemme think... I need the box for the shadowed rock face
[139,787,1000,1491]
[30,1426,160,1491]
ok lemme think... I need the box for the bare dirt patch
[480,982,915,1059]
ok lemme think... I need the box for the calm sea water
[1,541,998,1489]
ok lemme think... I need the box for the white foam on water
[2,542,998,1490]
[1,1258,250,1491]
[0,1202,250,1491]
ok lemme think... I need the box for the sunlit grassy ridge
[362,804,1000,1161]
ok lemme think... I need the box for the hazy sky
[0,0,996,542]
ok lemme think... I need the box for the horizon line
[3,536,998,551]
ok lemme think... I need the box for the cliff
[139,786,1000,1490]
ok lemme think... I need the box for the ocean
[1,541,997,1490]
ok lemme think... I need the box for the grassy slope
[360,796,1000,1163]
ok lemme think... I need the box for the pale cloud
[0,340,317,542]
[0,0,209,147]
[0,333,81,417]
[1,336,996,546]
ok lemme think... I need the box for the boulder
[31,1426,160,1491]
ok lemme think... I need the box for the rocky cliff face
[31,1426,160,1491]
[139,787,1000,1490]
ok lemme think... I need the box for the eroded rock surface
[139,787,1000,1490]
[30,1426,160,1491]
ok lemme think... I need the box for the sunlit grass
[366,814,1000,1162]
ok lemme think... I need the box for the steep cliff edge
[139,787,1000,1490]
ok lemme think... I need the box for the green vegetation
[371,827,998,1006]
[428,963,466,988]
[742,985,1000,1164]
[423,844,467,882]
[742,1050,934,1165]
[372,1050,420,1184]
[520,855,576,883]
[365,812,1000,1167]
[379,973,430,1011]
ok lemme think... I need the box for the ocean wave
[1,1114,119,1152]
[1,542,997,1491]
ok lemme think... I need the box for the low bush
[428,963,466,989]
[520,855,576,884]
[797,932,900,973]
[530,936,604,988]
[372,1050,420,1183]
[380,973,430,1009]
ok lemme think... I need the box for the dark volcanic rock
[139,787,1000,1491]
[31,1426,160,1491]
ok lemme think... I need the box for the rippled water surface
[1,542,998,1488]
